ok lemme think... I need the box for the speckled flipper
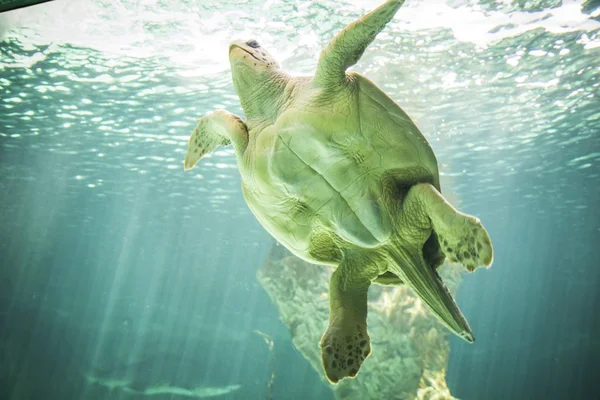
[411,184,494,272]
[320,315,372,384]
[436,214,493,272]
[389,183,494,342]
[319,254,379,384]
[183,110,248,170]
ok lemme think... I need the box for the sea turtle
[184,0,493,384]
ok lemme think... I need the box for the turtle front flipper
[314,0,406,88]
[320,251,380,384]
[183,110,248,170]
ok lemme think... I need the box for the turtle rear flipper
[319,252,380,384]
[387,182,494,342]
[402,183,494,272]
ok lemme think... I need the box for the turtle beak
[228,40,280,69]
[229,40,243,52]
[229,40,252,56]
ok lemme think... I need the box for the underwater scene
[0,0,598,399]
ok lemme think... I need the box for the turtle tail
[386,243,474,343]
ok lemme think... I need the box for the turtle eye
[246,39,260,49]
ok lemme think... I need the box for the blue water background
[1,1,599,399]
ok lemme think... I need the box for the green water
[1,1,598,399]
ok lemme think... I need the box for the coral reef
[257,242,463,400]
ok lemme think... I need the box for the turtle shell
[240,73,441,263]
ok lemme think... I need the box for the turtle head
[229,39,286,120]
[229,39,280,72]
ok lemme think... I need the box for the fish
[84,353,242,398]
